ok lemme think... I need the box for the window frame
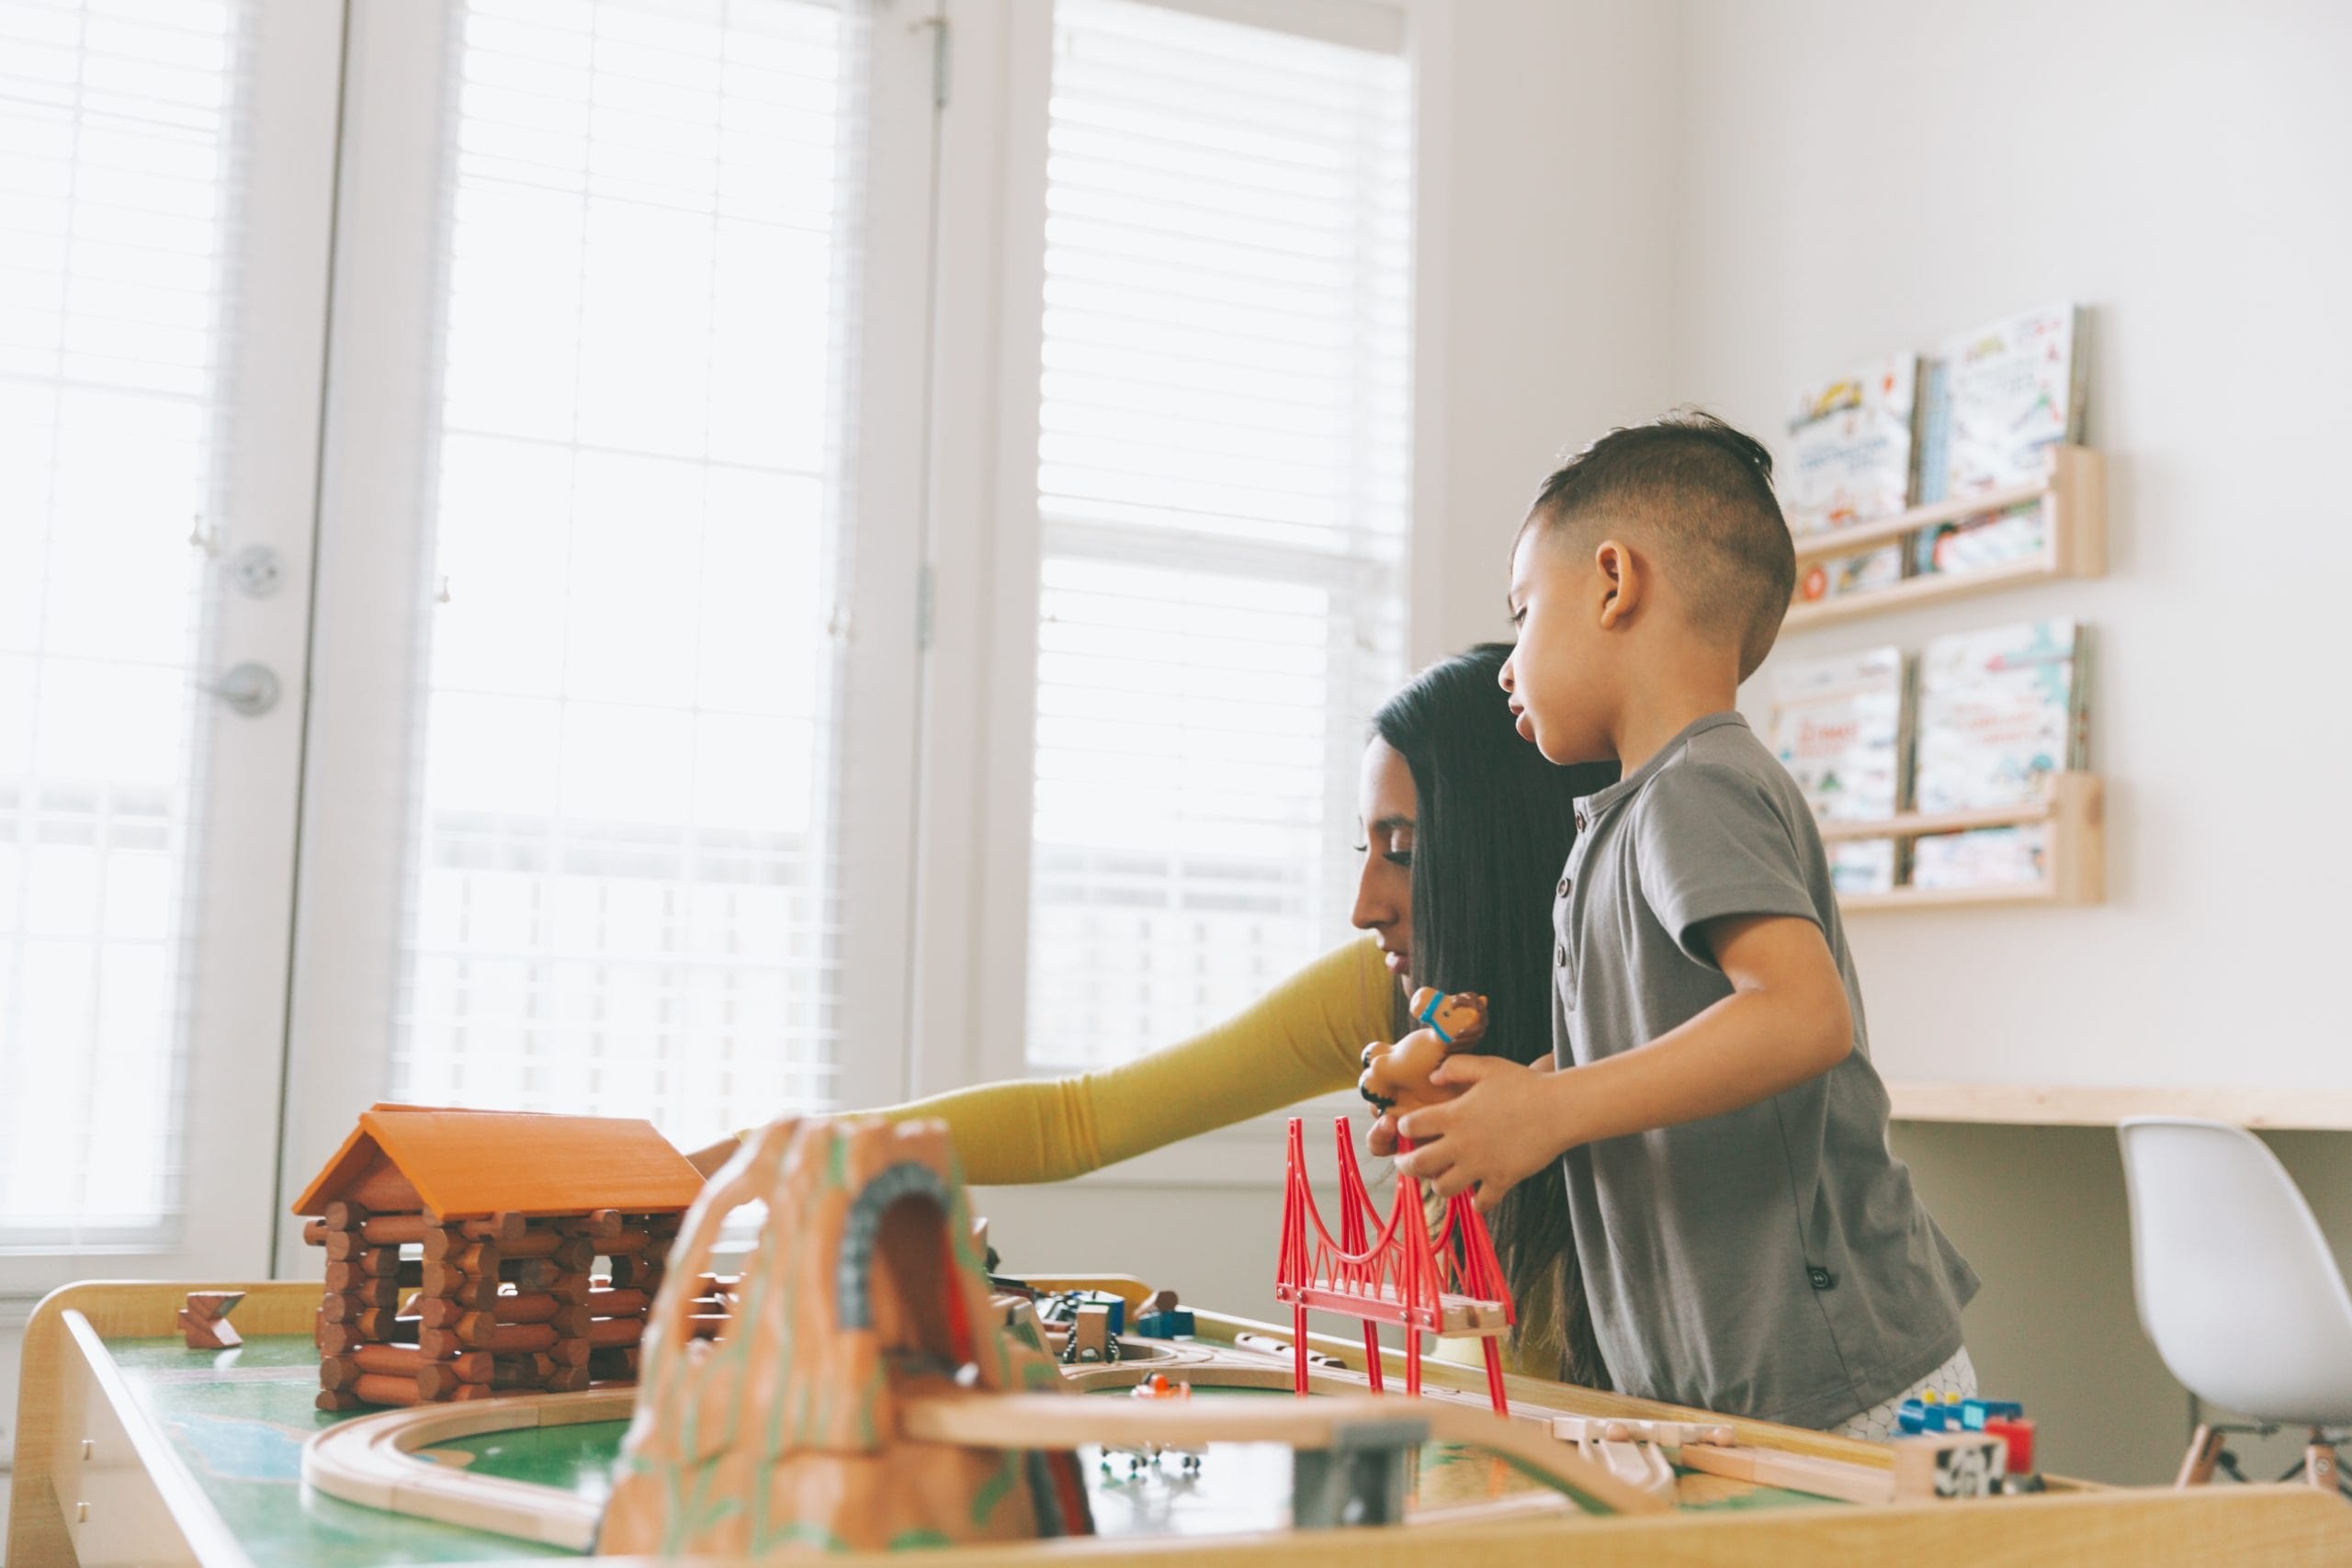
[909,0,1453,1186]
[273,0,943,1274]
[0,0,346,1298]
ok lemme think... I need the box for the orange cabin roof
[291,1103,704,1219]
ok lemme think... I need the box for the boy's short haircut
[1521,411,1796,680]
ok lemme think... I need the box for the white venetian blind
[0,0,250,1244]
[1025,0,1413,1069]
[394,0,865,1144]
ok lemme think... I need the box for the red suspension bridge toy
[1275,1115,1516,1415]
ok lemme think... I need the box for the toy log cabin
[290,1103,704,1411]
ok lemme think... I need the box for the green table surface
[104,1334,1829,1564]
[108,1336,575,1566]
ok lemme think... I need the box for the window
[0,0,252,1244]
[390,0,869,1140]
[0,0,1430,1276]
[1022,0,1413,1070]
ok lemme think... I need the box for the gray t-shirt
[1551,711,1976,1428]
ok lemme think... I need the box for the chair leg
[2307,1431,2339,1494]
[2177,1424,2227,1487]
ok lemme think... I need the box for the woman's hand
[1392,1056,1572,1209]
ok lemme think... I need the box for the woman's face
[1351,737,1416,987]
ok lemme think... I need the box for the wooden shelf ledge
[1823,774,2103,909]
[1887,1082,2352,1132]
[1784,446,2105,632]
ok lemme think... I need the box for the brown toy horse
[1358,987,1489,1116]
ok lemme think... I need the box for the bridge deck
[1276,1279,1509,1337]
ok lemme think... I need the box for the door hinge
[916,562,936,650]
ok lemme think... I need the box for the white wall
[1422,0,1684,653]
[1664,0,2352,1482]
[1682,0,2352,1099]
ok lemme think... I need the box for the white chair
[2119,1116,2352,1491]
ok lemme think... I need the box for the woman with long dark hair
[1363,643,1615,1384]
[695,645,1614,1382]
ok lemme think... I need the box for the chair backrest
[2118,1117,2352,1426]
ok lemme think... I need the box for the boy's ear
[1593,538,1642,630]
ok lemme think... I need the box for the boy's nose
[1498,655,1516,694]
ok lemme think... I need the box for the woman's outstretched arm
[695,939,1394,1182]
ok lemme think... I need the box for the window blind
[394,0,866,1145]
[1025,0,1412,1070]
[0,0,251,1246]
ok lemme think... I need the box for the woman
[703,645,1616,1382]
[1356,642,1617,1384]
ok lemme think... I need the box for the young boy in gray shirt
[1394,412,1977,1433]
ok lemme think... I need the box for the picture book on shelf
[1920,303,2087,501]
[1798,548,1905,604]
[1784,354,1920,536]
[1912,498,2047,578]
[1785,354,1918,605]
[1912,618,2090,815]
[1767,645,1909,894]
[1911,826,2050,890]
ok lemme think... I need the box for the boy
[1394,412,1977,1435]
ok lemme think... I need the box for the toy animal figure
[1357,988,1488,1116]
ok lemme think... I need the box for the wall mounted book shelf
[1820,773,2103,911]
[1786,446,2106,631]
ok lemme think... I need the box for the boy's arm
[1396,760,1849,1204]
[1547,911,1851,1141]
[1393,914,1850,1202]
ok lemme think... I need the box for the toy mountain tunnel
[596,1116,1095,1554]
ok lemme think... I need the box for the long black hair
[1373,643,1617,1386]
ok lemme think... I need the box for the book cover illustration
[1767,645,1908,894]
[1797,547,1905,603]
[1913,618,2090,815]
[1784,353,1920,536]
[1933,303,2087,498]
[1912,497,2048,577]
[1912,826,2049,889]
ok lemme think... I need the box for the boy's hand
[1368,1056,1550,1161]
[1392,1057,1567,1209]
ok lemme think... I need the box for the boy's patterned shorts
[1828,1346,1979,1441]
